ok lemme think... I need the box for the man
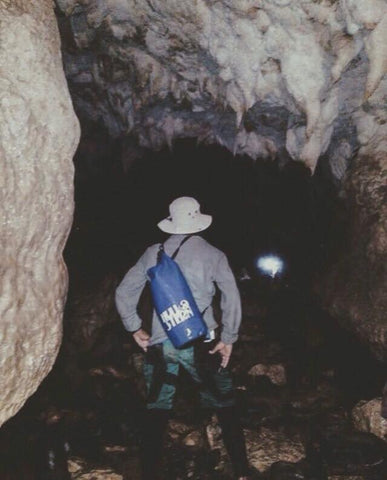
[115,196,249,479]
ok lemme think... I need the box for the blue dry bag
[147,237,208,348]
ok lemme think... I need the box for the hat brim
[158,214,212,234]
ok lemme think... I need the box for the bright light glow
[257,255,284,278]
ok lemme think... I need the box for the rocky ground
[0,283,386,480]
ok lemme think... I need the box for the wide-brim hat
[158,196,212,234]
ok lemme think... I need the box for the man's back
[116,234,241,346]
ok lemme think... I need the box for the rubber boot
[216,406,249,478]
[140,408,170,480]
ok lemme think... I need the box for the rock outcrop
[318,152,387,361]
[56,0,386,176]
[352,398,387,441]
[0,0,79,425]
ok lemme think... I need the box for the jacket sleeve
[214,252,242,344]
[115,250,149,332]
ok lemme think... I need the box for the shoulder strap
[171,234,194,260]
[157,234,194,263]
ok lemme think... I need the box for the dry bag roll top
[147,236,208,348]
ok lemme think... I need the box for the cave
[0,1,386,479]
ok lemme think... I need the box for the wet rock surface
[0,0,80,425]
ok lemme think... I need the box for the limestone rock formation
[56,0,387,175]
[0,1,79,426]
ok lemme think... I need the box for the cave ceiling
[56,0,387,177]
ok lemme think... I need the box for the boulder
[248,363,287,386]
[246,427,305,473]
[352,398,387,440]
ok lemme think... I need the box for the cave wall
[319,152,387,361]
[57,0,387,176]
[0,0,80,426]
[318,94,387,361]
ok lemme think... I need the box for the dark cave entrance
[63,131,383,397]
[65,135,336,290]
[1,132,386,480]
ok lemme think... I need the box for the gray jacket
[115,234,242,345]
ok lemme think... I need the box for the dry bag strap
[171,235,209,317]
[171,234,194,260]
[156,234,193,263]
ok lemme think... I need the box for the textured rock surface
[207,417,305,473]
[248,363,287,385]
[318,152,387,361]
[352,398,387,441]
[383,381,387,418]
[65,275,120,354]
[0,1,80,425]
[68,458,123,479]
[246,427,305,472]
[328,477,364,480]
[56,0,387,175]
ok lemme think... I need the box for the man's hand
[133,328,150,352]
[209,341,233,368]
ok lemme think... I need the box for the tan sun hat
[157,197,212,234]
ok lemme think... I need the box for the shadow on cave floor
[1,139,386,479]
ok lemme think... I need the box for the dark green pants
[141,339,249,479]
[144,338,235,410]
